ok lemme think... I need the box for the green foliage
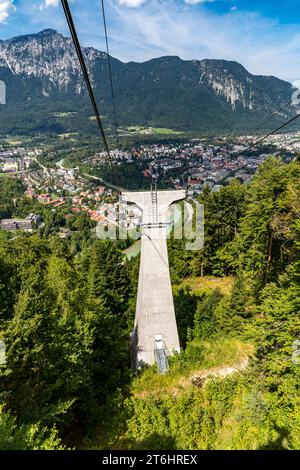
[0,405,65,450]
[173,286,198,347]
[1,156,300,450]
[90,163,150,191]
[168,238,193,283]
[0,236,132,446]
[125,377,246,450]
[131,338,253,396]
[214,271,253,334]
[88,240,132,316]
[117,157,300,451]
[218,158,300,291]
[0,177,25,219]
[193,289,222,340]
[195,180,246,276]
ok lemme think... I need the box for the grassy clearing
[154,127,183,135]
[58,132,79,139]
[125,126,183,135]
[89,115,106,121]
[132,338,255,397]
[5,138,23,146]
[53,112,77,118]
[176,276,234,296]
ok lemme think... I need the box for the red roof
[188,179,201,186]
[44,198,63,206]
[53,201,66,208]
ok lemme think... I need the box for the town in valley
[0,131,298,235]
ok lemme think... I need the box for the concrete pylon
[122,190,186,369]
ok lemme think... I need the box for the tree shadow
[259,425,291,450]
[130,433,177,450]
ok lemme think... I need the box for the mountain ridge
[0,29,297,135]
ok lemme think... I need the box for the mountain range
[0,29,297,136]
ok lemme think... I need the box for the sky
[1,0,300,83]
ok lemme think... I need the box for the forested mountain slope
[0,29,297,134]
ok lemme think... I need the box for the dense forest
[0,156,299,449]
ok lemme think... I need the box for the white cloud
[3,0,300,82]
[184,0,216,4]
[118,0,146,7]
[39,0,64,12]
[0,0,16,23]
[44,0,60,6]
[105,0,300,82]
[39,0,60,9]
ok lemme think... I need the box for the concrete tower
[122,190,186,369]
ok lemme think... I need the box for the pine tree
[215,271,250,334]
[193,288,222,340]
[88,240,131,316]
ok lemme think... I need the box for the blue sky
[1,0,300,82]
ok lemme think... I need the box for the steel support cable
[251,111,300,147]
[196,109,300,185]
[141,228,170,270]
[251,99,294,134]
[100,0,119,145]
[61,0,112,163]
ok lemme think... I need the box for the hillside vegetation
[0,156,300,449]
[107,156,300,450]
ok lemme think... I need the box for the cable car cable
[61,0,112,163]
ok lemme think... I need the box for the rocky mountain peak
[0,29,296,132]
